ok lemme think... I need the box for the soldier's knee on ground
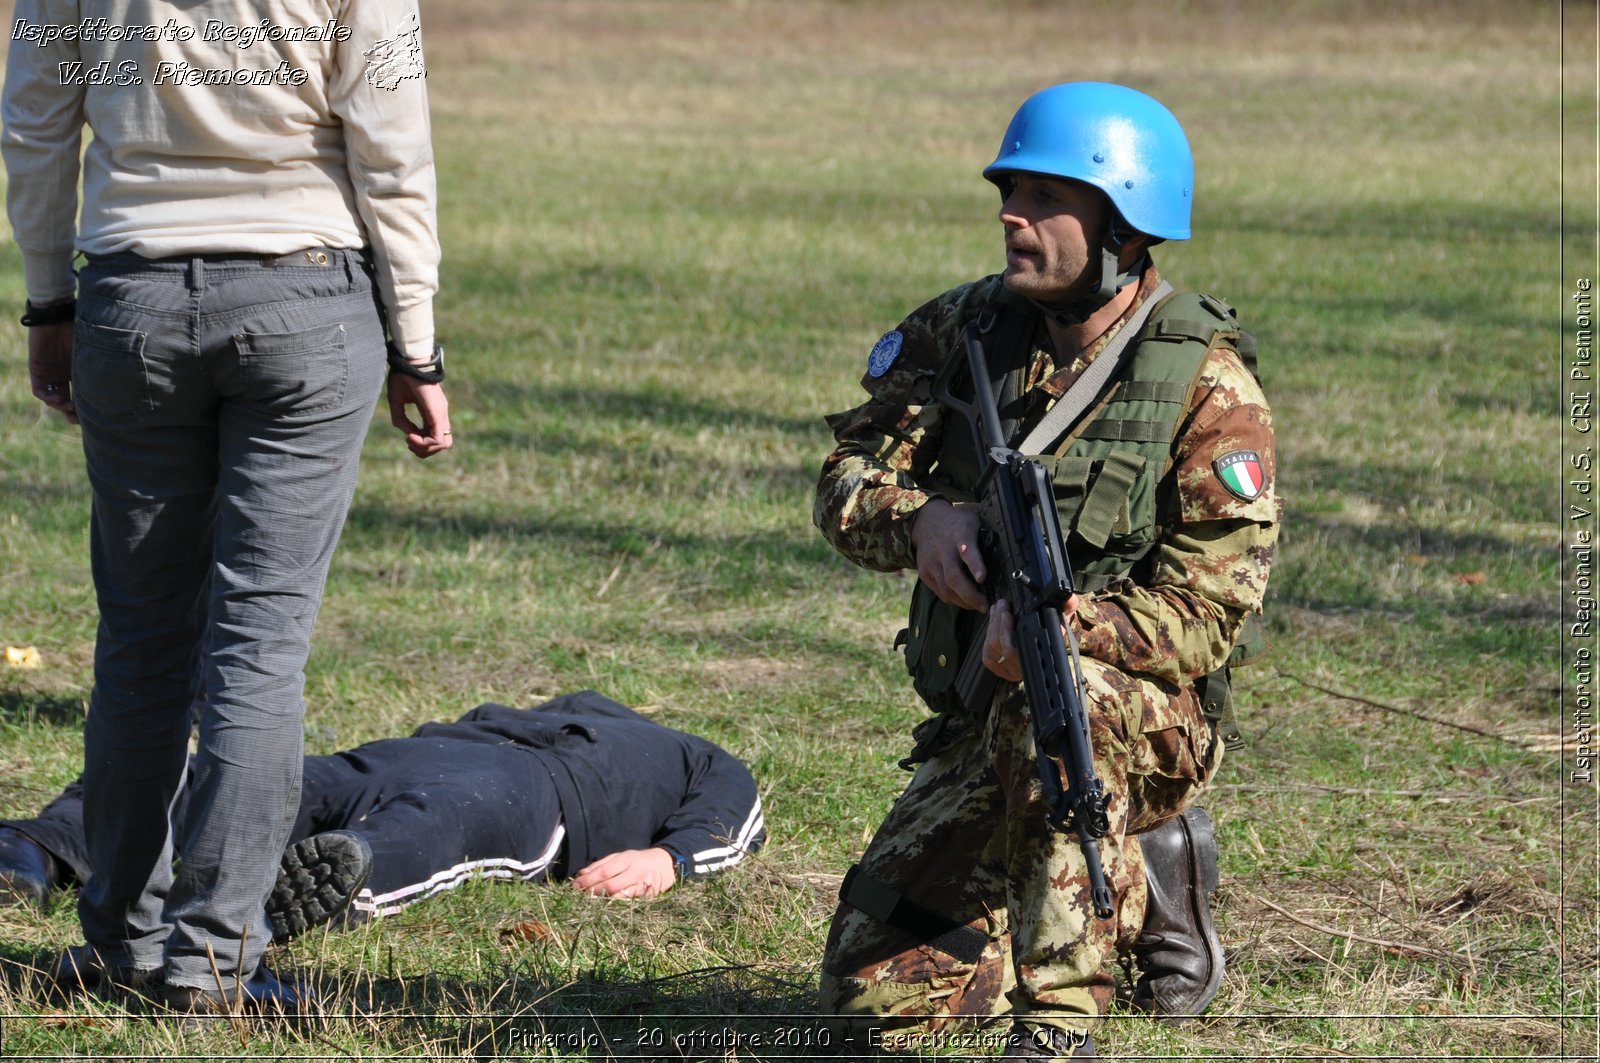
[817,972,938,1051]
[821,927,1014,1043]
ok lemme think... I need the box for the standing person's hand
[28,321,77,424]
[387,376,452,458]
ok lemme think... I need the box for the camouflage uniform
[814,266,1279,1042]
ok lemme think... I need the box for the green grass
[0,0,1592,1058]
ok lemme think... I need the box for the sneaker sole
[267,831,373,944]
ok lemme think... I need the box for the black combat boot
[0,826,61,910]
[1130,806,1223,1021]
[1001,1024,1096,1060]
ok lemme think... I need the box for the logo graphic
[1214,449,1266,501]
[866,331,903,378]
[364,12,424,90]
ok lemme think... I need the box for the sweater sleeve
[328,0,438,361]
[652,736,766,879]
[2,0,86,303]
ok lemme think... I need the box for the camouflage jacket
[813,267,1281,687]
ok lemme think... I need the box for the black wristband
[20,299,75,327]
[386,341,444,384]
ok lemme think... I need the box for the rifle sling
[1016,280,1174,456]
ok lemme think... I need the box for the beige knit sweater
[2,0,439,359]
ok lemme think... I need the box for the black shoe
[1130,806,1224,1022]
[267,830,373,943]
[1001,1025,1096,1060]
[46,943,161,998]
[0,827,60,910]
[162,965,314,1024]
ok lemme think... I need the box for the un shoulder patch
[1214,449,1266,501]
[866,331,904,378]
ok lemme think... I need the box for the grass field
[0,0,1594,1059]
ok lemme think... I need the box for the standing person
[3,0,451,1016]
[813,83,1279,1059]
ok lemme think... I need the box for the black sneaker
[46,943,161,999]
[161,965,314,1025]
[0,827,60,910]
[267,830,373,944]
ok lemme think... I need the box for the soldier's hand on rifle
[910,499,989,611]
[982,595,1083,682]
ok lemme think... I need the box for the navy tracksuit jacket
[6,691,765,918]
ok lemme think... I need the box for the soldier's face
[996,175,1107,302]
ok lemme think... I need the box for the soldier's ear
[1119,232,1153,270]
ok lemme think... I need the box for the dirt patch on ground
[698,656,806,689]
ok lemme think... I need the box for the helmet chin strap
[1029,216,1150,326]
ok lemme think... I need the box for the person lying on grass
[1,690,766,944]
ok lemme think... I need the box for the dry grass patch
[698,655,807,691]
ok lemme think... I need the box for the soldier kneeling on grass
[812,82,1281,1060]
[1,690,766,974]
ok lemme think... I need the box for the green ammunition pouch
[895,580,983,766]
[1044,291,1253,592]
[899,288,1266,764]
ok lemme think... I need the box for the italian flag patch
[1214,450,1266,501]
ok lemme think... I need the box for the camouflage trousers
[820,658,1223,1043]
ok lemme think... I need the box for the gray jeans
[72,249,386,985]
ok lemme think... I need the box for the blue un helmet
[983,81,1194,242]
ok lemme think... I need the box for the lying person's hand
[572,847,677,898]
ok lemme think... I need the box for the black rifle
[932,322,1115,920]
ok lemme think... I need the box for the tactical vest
[901,287,1263,755]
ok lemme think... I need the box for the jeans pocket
[235,322,348,415]
[73,320,152,424]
